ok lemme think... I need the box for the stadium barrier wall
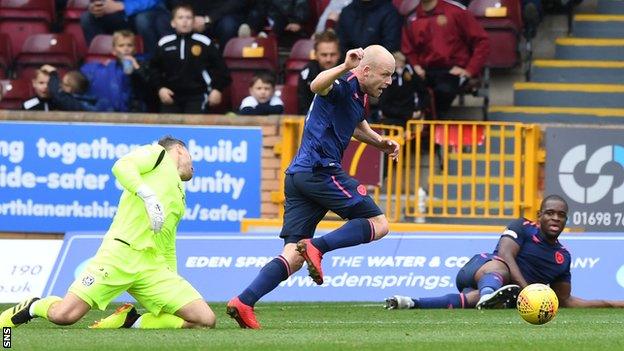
[35,231,624,304]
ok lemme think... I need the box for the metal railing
[273,118,542,223]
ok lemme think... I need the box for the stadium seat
[276,84,299,114]
[0,79,33,109]
[223,37,279,107]
[84,34,145,63]
[434,124,486,149]
[284,39,314,86]
[63,0,90,58]
[468,0,523,69]
[0,33,11,78]
[0,0,55,57]
[14,34,78,79]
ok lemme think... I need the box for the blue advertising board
[45,231,624,302]
[0,122,261,232]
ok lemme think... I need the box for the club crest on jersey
[357,184,367,196]
[191,44,202,56]
[437,15,448,26]
[82,275,95,287]
[555,251,565,264]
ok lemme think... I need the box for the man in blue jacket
[80,0,172,56]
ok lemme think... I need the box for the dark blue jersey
[494,218,572,285]
[286,72,369,173]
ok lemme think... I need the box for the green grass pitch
[4,302,624,350]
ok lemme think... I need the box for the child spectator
[239,72,284,115]
[44,65,112,111]
[150,4,231,114]
[23,68,56,111]
[81,30,151,112]
[378,51,420,127]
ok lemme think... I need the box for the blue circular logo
[616,265,624,288]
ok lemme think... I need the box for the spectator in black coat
[336,0,401,55]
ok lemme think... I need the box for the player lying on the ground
[0,136,216,329]
[385,195,624,310]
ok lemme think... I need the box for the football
[516,283,559,325]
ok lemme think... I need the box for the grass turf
[4,302,624,350]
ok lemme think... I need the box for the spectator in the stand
[401,0,489,117]
[315,0,352,33]
[81,30,152,112]
[239,71,284,115]
[150,4,231,114]
[23,68,57,111]
[43,65,113,111]
[297,30,341,115]
[168,0,245,50]
[80,0,172,57]
[245,0,310,39]
[378,51,419,127]
[337,0,401,55]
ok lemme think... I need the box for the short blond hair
[112,30,135,47]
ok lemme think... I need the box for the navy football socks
[415,294,465,309]
[311,218,374,254]
[477,272,504,296]
[238,255,290,306]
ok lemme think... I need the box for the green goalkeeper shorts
[69,239,202,316]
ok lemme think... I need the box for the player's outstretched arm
[496,237,529,288]
[112,144,166,232]
[353,120,399,160]
[551,281,624,308]
[310,48,363,96]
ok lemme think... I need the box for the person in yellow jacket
[0,136,215,329]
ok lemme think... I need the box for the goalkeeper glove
[136,184,164,233]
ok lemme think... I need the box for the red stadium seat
[223,37,279,72]
[0,21,49,60]
[14,34,78,79]
[0,0,55,57]
[468,0,523,68]
[284,39,315,86]
[223,37,279,107]
[0,79,33,109]
[276,84,298,115]
[63,0,90,58]
[0,33,12,77]
[84,34,145,64]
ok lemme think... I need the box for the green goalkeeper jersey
[101,144,185,271]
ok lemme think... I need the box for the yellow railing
[405,120,541,220]
[273,118,542,223]
[272,118,405,222]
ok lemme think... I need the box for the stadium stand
[223,36,279,109]
[0,79,32,109]
[284,38,314,86]
[14,33,78,79]
[489,0,624,124]
[62,0,90,58]
[0,0,54,60]
[0,33,10,78]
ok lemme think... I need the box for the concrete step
[531,60,624,84]
[488,105,624,123]
[555,38,624,60]
[573,14,624,38]
[598,0,624,14]
[513,82,624,107]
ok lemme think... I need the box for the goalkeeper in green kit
[0,136,216,329]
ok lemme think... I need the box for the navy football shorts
[455,253,505,292]
[280,167,383,244]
